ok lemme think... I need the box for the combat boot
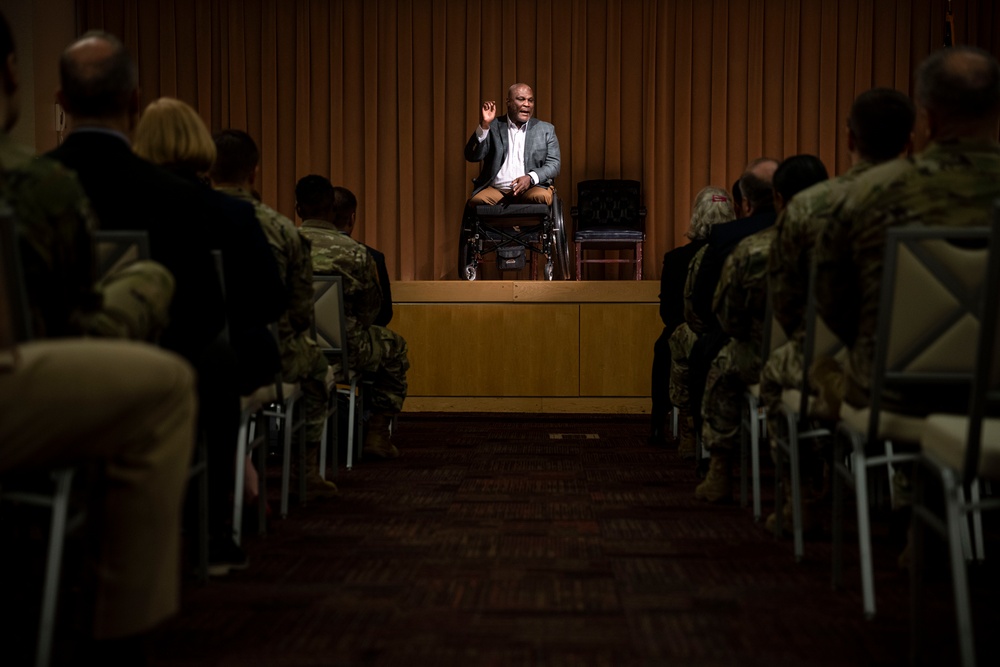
[305,447,339,499]
[364,413,400,460]
[694,454,732,503]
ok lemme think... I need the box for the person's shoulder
[5,153,90,214]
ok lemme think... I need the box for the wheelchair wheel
[551,197,571,280]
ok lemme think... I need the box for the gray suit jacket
[464,115,561,195]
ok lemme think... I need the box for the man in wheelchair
[461,83,567,280]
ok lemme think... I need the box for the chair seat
[475,203,551,218]
[921,414,1000,479]
[574,229,645,242]
[838,401,926,444]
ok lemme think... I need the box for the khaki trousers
[0,339,197,639]
[468,185,553,207]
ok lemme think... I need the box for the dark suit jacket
[659,240,706,332]
[170,169,286,394]
[48,131,225,361]
[365,244,393,327]
[464,115,561,195]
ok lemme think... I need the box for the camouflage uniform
[700,227,775,454]
[300,218,409,414]
[0,133,173,341]
[760,161,874,433]
[668,245,708,455]
[217,187,330,442]
[815,139,1000,413]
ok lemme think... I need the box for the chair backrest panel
[575,180,644,231]
[92,229,151,279]
[312,275,350,380]
[868,225,991,439]
[882,233,988,377]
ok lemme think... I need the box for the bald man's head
[58,31,137,120]
[916,46,1000,132]
[738,157,779,216]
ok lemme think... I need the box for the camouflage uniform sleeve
[287,229,315,333]
[813,198,860,346]
[354,252,382,329]
[683,245,708,332]
[10,160,102,337]
[768,206,806,339]
[713,237,755,341]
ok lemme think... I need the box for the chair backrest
[312,275,350,381]
[868,224,992,440]
[92,229,151,278]
[963,202,1000,481]
[0,199,31,348]
[574,179,645,232]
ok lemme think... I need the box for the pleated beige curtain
[75,0,1000,281]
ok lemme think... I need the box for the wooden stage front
[389,281,661,413]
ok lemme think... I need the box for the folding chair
[740,290,786,522]
[911,208,1000,667]
[770,257,843,561]
[214,248,306,544]
[831,224,992,619]
[313,275,365,471]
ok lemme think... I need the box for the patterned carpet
[16,413,997,666]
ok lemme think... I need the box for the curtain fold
[75,0,1000,281]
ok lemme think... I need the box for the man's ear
[249,164,260,187]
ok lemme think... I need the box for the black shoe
[208,537,249,577]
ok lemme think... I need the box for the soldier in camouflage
[210,130,336,496]
[695,155,828,504]
[759,89,915,531]
[295,176,409,460]
[815,46,1000,418]
[665,186,736,459]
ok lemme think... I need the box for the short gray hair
[687,186,735,240]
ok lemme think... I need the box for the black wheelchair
[458,194,571,281]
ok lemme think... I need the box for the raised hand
[480,100,496,129]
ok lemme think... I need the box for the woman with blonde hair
[650,186,735,449]
[134,97,287,573]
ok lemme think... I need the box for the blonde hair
[687,186,736,240]
[133,97,216,173]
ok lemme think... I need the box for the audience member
[760,89,915,532]
[695,155,828,503]
[295,175,410,459]
[47,33,259,575]
[132,98,285,397]
[465,83,561,208]
[209,128,336,498]
[681,157,779,462]
[815,46,1000,418]
[0,12,196,661]
[650,187,735,446]
[813,47,1000,550]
